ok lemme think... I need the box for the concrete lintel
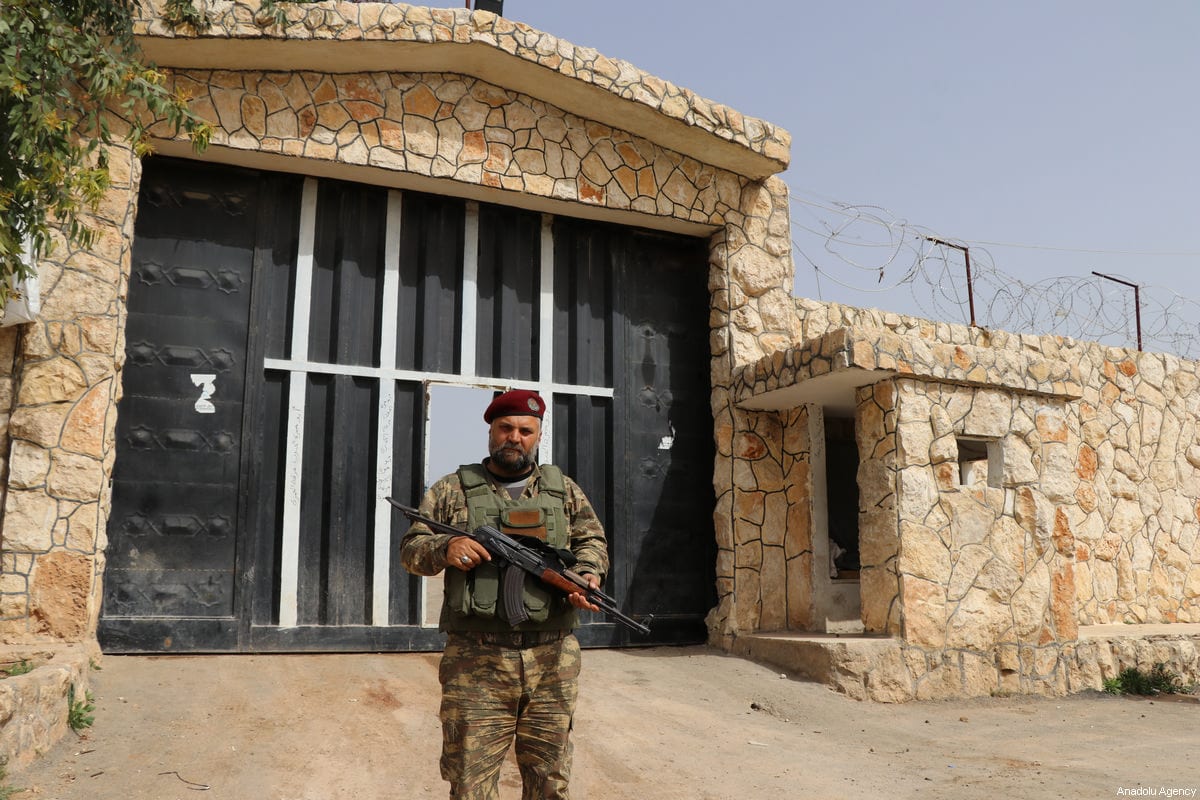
[734,325,1083,413]
[1079,623,1200,639]
[738,367,889,415]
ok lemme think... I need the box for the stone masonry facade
[786,302,1200,630]
[134,0,789,173]
[715,296,1200,699]
[158,67,749,224]
[0,2,788,650]
[1,1,1196,711]
[0,146,138,645]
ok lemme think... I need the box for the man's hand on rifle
[567,574,601,613]
[447,533,599,612]
[446,536,491,572]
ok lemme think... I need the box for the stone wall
[0,145,137,644]
[706,175,799,642]
[738,623,1200,702]
[0,2,790,648]
[709,405,813,638]
[857,380,899,635]
[795,299,1200,628]
[1072,348,1200,625]
[711,268,1200,698]
[159,67,746,226]
[133,0,789,173]
[887,378,1079,696]
[713,296,1200,697]
[0,644,98,769]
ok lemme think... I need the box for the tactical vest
[441,463,578,632]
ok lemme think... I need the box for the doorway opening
[419,384,495,626]
[426,384,494,488]
[824,415,860,580]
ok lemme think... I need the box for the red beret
[484,389,545,423]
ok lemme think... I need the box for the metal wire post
[1092,271,1142,351]
[925,237,976,327]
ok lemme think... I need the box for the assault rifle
[388,498,651,636]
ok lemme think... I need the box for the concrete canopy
[134,4,790,182]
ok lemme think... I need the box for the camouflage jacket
[399,461,609,583]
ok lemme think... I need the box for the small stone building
[0,6,1196,757]
[721,303,1200,699]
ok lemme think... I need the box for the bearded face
[487,415,541,475]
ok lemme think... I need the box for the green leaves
[0,0,212,300]
[68,684,96,731]
[163,0,210,32]
[1103,663,1191,696]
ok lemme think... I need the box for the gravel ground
[10,645,1199,800]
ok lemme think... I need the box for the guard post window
[957,437,1001,488]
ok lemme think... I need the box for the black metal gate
[100,159,264,650]
[100,157,714,653]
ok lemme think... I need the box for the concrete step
[732,624,1200,703]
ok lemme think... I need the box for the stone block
[29,551,93,640]
[1011,560,1051,640]
[978,558,1022,602]
[785,552,812,629]
[912,659,961,701]
[946,586,1012,649]
[864,648,916,703]
[1050,564,1078,640]
[898,521,950,582]
[759,547,787,630]
[0,644,98,768]
[1040,443,1076,503]
[897,467,939,518]
[7,442,50,489]
[733,568,761,632]
[960,650,999,697]
[859,566,899,633]
[16,359,88,407]
[857,461,894,509]
[900,576,946,648]
[48,451,104,503]
[895,419,933,468]
[964,390,1011,438]
[2,492,58,552]
[750,457,784,493]
[858,511,898,567]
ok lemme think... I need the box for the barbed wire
[789,192,1200,359]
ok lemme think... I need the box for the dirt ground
[9,645,1198,800]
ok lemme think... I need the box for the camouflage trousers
[438,632,581,800]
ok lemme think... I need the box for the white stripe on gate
[538,214,556,463]
[372,190,404,626]
[261,358,613,398]
[461,202,480,379]
[278,177,319,629]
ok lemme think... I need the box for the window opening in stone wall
[824,415,860,579]
[957,437,1001,488]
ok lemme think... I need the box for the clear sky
[498,0,1200,357]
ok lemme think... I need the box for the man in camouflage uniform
[400,389,609,800]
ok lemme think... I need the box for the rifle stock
[389,498,651,635]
